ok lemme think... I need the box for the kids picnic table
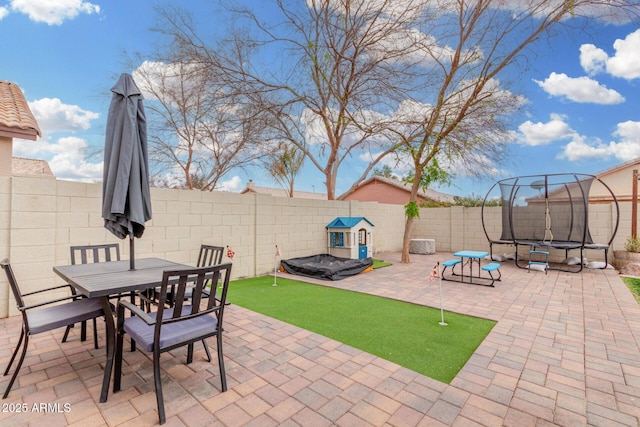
[441,250,501,287]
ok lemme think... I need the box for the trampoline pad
[280,254,373,281]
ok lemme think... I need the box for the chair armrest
[22,284,74,297]
[118,300,156,325]
[21,294,90,311]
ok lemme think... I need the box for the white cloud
[580,30,640,80]
[557,135,610,162]
[0,6,9,20]
[609,121,640,161]
[557,120,640,162]
[580,44,609,75]
[493,1,638,24]
[605,29,640,79]
[534,72,624,104]
[28,98,99,133]
[517,114,575,146]
[13,135,103,182]
[217,176,243,192]
[10,0,100,25]
[13,98,101,181]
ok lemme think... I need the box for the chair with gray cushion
[62,244,121,348]
[114,262,232,424]
[156,244,225,307]
[1,259,107,399]
[143,244,225,362]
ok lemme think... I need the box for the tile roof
[0,80,41,141]
[12,157,54,177]
[339,175,457,203]
[240,180,327,200]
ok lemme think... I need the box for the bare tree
[307,0,636,262]
[227,0,428,199]
[132,7,273,191]
[381,0,640,262]
[143,1,638,262]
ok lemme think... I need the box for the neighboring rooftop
[240,179,327,200]
[0,80,41,141]
[12,157,54,177]
[339,175,457,205]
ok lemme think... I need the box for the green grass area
[621,276,640,304]
[228,276,495,383]
[372,259,392,269]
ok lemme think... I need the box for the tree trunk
[401,216,414,263]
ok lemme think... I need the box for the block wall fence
[0,175,629,317]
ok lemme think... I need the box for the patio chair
[114,263,232,425]
[192,245,224,362]
[1,259,107,399]
[62,244,122,348]
[147,245,225,306]
[141,244,225,362]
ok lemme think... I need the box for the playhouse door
[358,246,367,259]
[358,228,368,259]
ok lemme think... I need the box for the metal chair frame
[1,259,106,398]
[114,263,232,424]
[62,244,122,348]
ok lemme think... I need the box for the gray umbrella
[102,73,152,270]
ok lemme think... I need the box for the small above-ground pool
[280,253,373,281]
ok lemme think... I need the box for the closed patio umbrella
[102,73,152,270]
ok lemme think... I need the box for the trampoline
[481,173,619,272]
[280,254,373,281]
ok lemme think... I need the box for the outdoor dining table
[53,257,192,403]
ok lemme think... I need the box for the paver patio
[1,251,639,426]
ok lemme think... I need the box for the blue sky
[2,1,639,198]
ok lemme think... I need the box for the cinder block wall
[0,175,630,318]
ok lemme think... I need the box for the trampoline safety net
[497,174,594,244]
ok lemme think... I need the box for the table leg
[99,296,115,403]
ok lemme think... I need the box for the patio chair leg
[129,292,136,352]
[153,350,166,424]
[187,343,194,364]
[3,333,29,399]
[80,320,87,342]
[3,329,25,376]
[202,339,212,362]
[93,318,99,349]
[114,327,123,393]
[217,333,227,392]
[62,324,73,343]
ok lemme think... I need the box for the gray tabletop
[54,257,190,298]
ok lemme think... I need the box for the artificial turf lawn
[228,276,495,383]
[621,276,640,304]
[372,259,393,269]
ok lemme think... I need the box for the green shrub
[624,236,640,253]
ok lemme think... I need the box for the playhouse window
[330,232,344,247]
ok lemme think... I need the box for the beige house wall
[0,175,633,318]
[595,167,636,200]
[0,137,11,177]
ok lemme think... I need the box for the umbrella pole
[129,236,135,270]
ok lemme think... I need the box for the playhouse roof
[326,216,374,229]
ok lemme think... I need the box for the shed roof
[0,81,41,141]
[326,217,375,229]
